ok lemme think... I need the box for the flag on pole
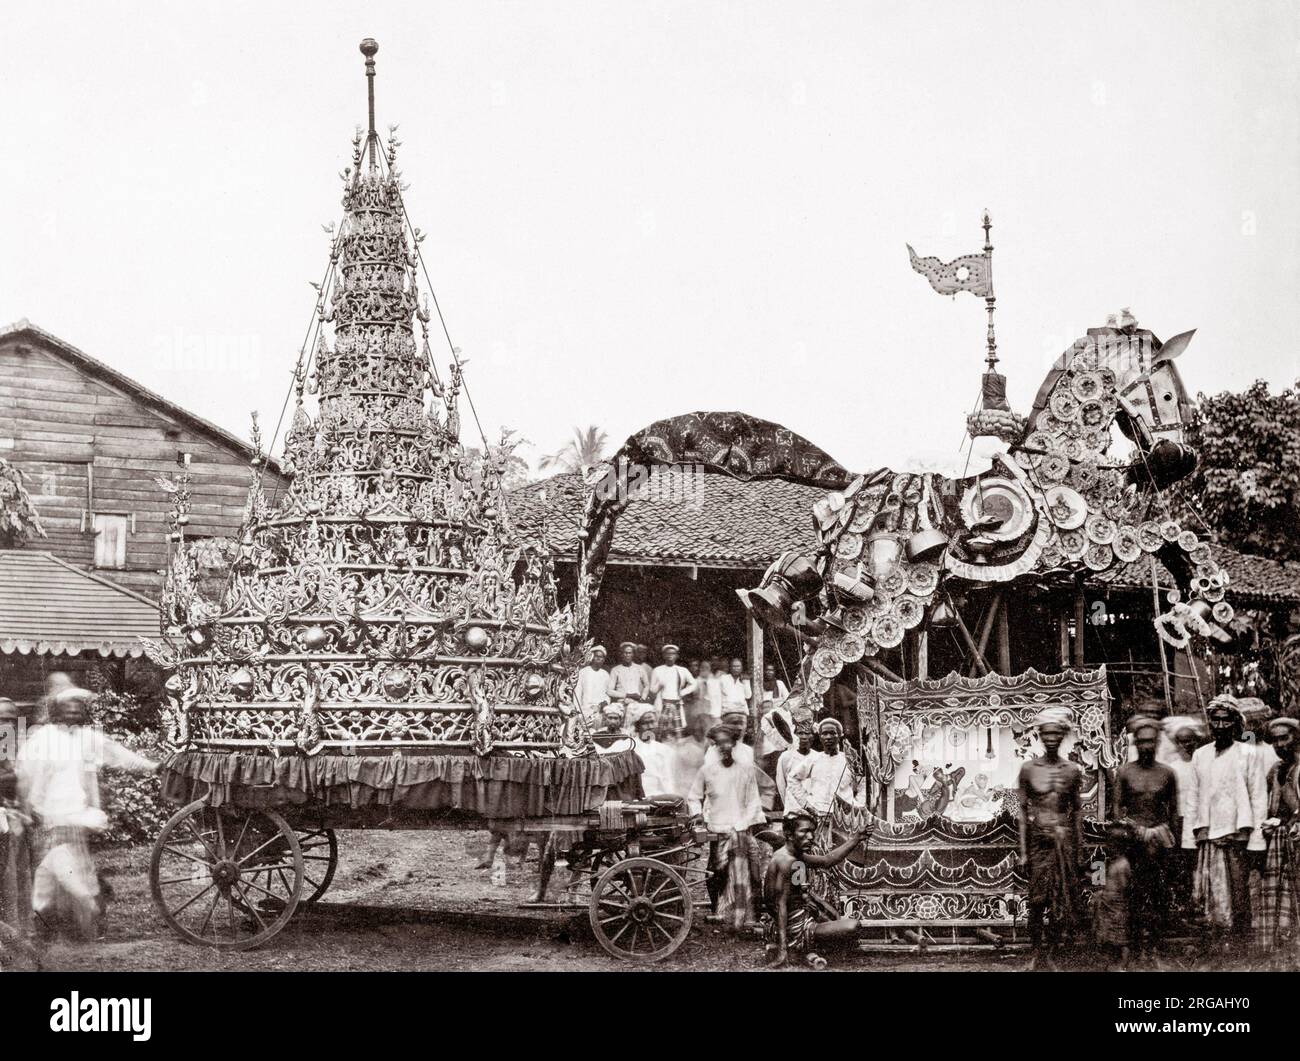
[906,245,993,298]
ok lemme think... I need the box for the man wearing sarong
[1188,696,1267,953]
[1166,719,1203,921]
[609,642,649,712]
[1016,707,1084,970]
[17,687,159,940]
[574,645,610,726]
[688,723,766,931]
[762,811,870,969]
[0,697,35,963]
[1115,715,1179,962]
[649,644,697,733]
[1255,717,1299,963]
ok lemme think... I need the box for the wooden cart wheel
[589,857,693,963]
[150,799,304,950]
[296,828,339,904]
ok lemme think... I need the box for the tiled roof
[513,474,1300,604]
[1095,542,1300,604]
[512,471,822,569]
[0,550,160,657]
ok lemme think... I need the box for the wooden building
[0,320,283,600]
[517,467,1300,724]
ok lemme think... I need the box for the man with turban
[18,686,159,940]
[1115,715,1179,963]
[1187,695,1268,953]
[786,718,867,818]
[1255,716,1299,961]
[688,722,766,931]
[1016,706,1085,969]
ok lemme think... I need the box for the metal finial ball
[360,38,379,58]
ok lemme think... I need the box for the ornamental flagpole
[982,210,997,372]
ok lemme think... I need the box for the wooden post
[1149,556,1174,714]
[995,599,1011,676]
[914,629,929,681]
[951,598,993,677]
[747,612,764,742]
[1058,611,1070,669]
[966,590,1005,677]
[1072,578,1086,669]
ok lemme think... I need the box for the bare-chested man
[1115,715,1179,962]
[1017,706,1084,970]
[763,811,870,969]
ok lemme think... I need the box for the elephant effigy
[579,315,1231,683]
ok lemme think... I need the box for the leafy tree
[539,425,609,476]
[1179,380,1300,562]
[0,457,44,547]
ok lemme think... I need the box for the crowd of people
[565,640,875,966]
[0,677,161,967]
[1021,695,1299,970]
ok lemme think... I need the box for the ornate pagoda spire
[155,40,584,758]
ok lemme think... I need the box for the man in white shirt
[1187,696,1268,949]
[18,687,159,939]
[719,658,752,717]
[649,644,697,733]
[608,642,648,710]
[702,657,726,719]
[574,645,610,726]
[632,712,676,797]
[787,718,867,817]
[776,725,817,812]
[689,723,766,930]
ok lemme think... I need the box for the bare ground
[32,829,1032,973]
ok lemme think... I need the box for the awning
[0,549,159,658]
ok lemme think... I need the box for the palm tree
[539,426,610,477]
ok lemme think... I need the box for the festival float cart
[143,41,705,962]
[577,222,1236,951]
[837,667,1112,947]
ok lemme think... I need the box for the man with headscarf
[689,722,766,931]
[1187,694,1268,952]
[786,718,866,818]
[1115,715,1179,963]
[1016,706,1085,970]
[776,723,816,812]
[17,686,159,940]
[574,645,610,726]
[1255,716,1299,961]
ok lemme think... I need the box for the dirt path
[39,830,1019,972]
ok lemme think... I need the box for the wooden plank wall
[0,338,283,600]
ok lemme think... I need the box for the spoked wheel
[296,828,339,904]
[589,857,693,963]
[150,799,304,950]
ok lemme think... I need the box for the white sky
[3,1,1298,473]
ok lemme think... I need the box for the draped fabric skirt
[1194,837,1251,932]
[1253,832,1298,951]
